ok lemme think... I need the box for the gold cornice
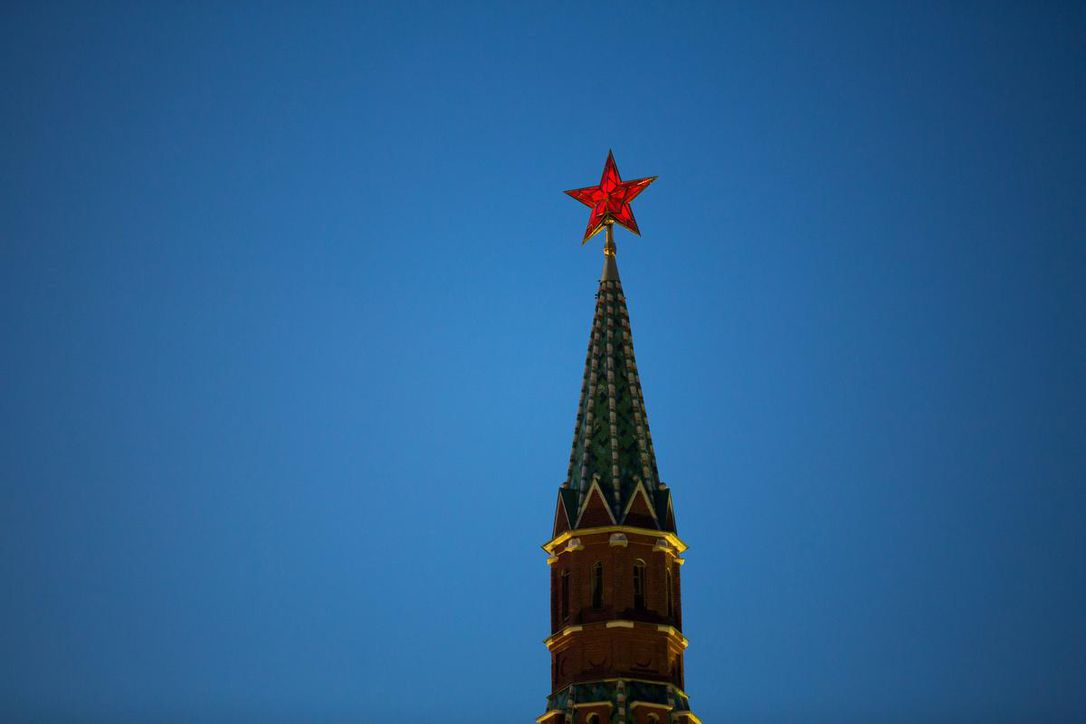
[544,620,689,650]
[543,525,688,555]
[541,700,701,723]
[573,701,614,710]
[542,624,583,648]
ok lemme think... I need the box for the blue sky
[2,2,1085,721]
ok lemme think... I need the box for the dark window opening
[666,567,674,619]
[591,562,603,609]
[633,560,646,610]
[560,570,570,621]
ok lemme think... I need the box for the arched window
[586,714,600,724]
[647,715,660,724]
[560,570,570,621]
[666,567,674,619]
[633,559,646,610]
[591,562,603,609]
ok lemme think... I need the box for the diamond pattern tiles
[564,270,673,532]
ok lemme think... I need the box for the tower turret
[540,154,699,724]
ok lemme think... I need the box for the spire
[561,230,675,533]
[600,222,620,282]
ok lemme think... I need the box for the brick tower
[538,228,700,724]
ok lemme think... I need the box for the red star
[565,151,657,244]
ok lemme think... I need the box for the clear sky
[2,2,1085,721]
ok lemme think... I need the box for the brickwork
[546,528,686,691]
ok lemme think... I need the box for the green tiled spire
[564,248,676,532]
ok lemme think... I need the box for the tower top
[541,154,697,724]
[557,153,674,535]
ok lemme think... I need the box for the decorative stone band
[543,620,689,650]
[543,525,688,558]
[542,679,699,723]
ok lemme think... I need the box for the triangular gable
[651,488,677,533]
[662,492,677,533]
[622,483,659,529]
[574,480,616,529]
[553,490,572,537]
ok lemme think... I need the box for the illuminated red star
[565,151,657,243]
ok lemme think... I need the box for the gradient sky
[2,2,1085,722]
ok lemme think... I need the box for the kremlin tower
[538,153,700,724]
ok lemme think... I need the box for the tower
[539,154,699,724]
